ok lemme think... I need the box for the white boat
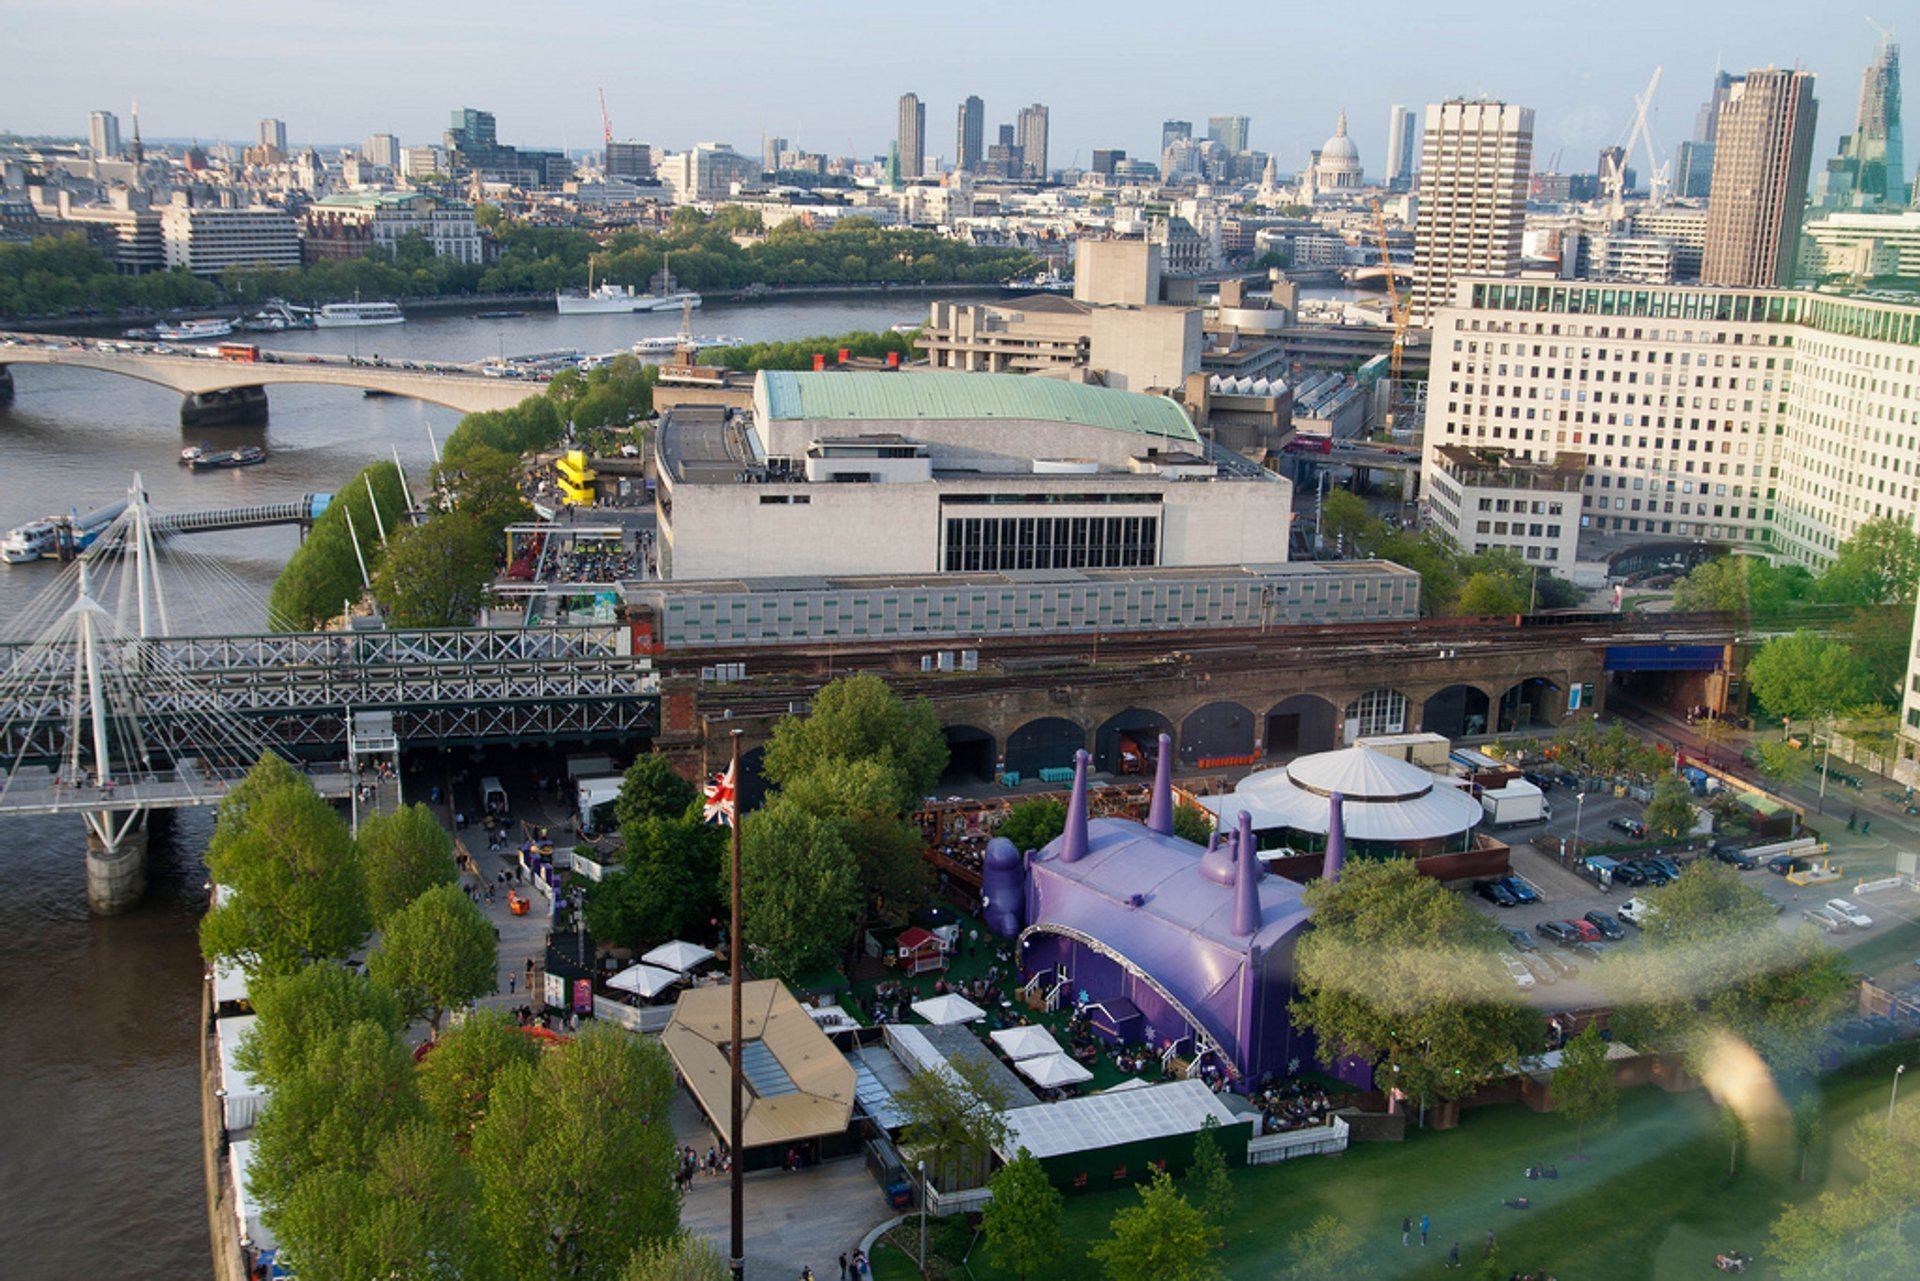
[153,318,234,341]
[313,301,405,328]
[632,332,735,355]
[240,299,315,332]
[1,517,61,564]
[556,281,655,315]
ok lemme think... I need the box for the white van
[480,776,509,817]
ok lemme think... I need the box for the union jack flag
[702,759,737,827]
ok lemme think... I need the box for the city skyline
[3,0,1902,180]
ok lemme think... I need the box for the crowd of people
[675,1144,733,1188]
[1251,1079,1335,1133]
[545,533,651,584]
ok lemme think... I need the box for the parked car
[1523,770,1557,792]
[1539,949,1580,977]
[1629,859,1674,886]
[1583,910,1626,940]
[1826,898,1874,928]
[1565,918,1603,943]
[1648,856,1682,880]
[1498,875,1540,905]
[1518,952,1559,985]
[1535,919,1581,944]
[1505,927,1538,953]
[1499,953,1536,990]
[1610,817,1648,839]
[1712,844,1763,869]
[1475,879,1519,908]
[1617,896,1660,927]
[1610,861,1650,887]
[1567,940,1606,963]
[1803,906,1847,933]
[1768,855,1813,877]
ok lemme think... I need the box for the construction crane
[598,88,613,148]
[1602,67,1666,222]
[1369,199,1413,387]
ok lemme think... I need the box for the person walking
[1402,1215,1412,1246]
[838,1253,848,1281]
[1484,1227,1496,1257]
[1420,1213,1430,1246]
[1447,1242,1460,1268]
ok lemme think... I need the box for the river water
[0,296,926,1277]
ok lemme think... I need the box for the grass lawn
[874,1044,1913,1280]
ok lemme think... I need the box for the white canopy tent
[990,1024,1065,1061]
[608,963,685,999]
[1015,1052,1095,1088]
[911,993,986,1025]
[643,939,716,973]
[216,1014,265,1131]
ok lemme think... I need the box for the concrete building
[957,95,984,174]
[400,146,446,181]
[1628,208,1709,278]
[1701,69,1819,288]
[919,292,1201,394]
[1410,101,1534,325]
[1090,149,1125,178]
[1076,238,1163,308]
[656,143,757,203]
[1588,233,1680,284]
[1814,36,1905,211]
[1800,210,1920,281]
[1386,105,1415,190]
[257,118,287,156]
[363,133,400,169]
[1420,277,1920,571]
[159,203,300,275]
[88,111,120,160]
[46,192,163,273]
[654,371,1290,581]
[1017,103,1050,179]
[1424,446,1585,566]
[1208,115,1250,155]
[301,191,482,264]
[898,93,926,181]
[604,140,654,182]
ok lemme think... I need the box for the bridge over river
[0,331,544,424]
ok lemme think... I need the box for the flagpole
[728,728,745,1280]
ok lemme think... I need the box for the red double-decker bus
[215,343,260,363]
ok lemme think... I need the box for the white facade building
[1410,101,1534,325]
[302,191,482,264]
[159,204,301,275]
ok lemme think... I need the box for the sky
[2,0,1904,180]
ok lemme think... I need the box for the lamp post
[1890,1063,1907,1137]
[918,1158,929,1268]
[1571,790,1587,864]
[1817,711,1833,816]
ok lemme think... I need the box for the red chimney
[886,351,900,368]
[812,353,826,371]
[837,348,850,365]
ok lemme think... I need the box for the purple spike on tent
[1232,807,1261,936]
[1322,791,1348,883]
[1059,748,1092,863]
[1145,733,1175,836]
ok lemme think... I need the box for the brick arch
[1177,700,1258,768]
[1004,716,1086,779]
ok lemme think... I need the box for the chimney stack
[1059,749,1092,863]
[1145,733,1174,835]
[1232,808,1261,936]
[1322,792,1348,883]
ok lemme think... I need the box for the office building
[1815,37,1906,210]
[1409,100,1534,325]
[763,136,786,174]
[957,95,984,173]
[1424,447,1586,566]
[1017,103,1050,179]
[1162,120,1192,154]
[1701,69,1819,287]
[257,118,287,155]
[919,290,1200,393]
[159,202,300,275]
[1090,149,1125,178]
[301,191,482,264]
[399,146,446,181]
[655,143,756,203]
[605,140,655,182]
[363,133,399,169]
[1385,105,1415,190]
[1674,140,1715,199]
[88,111,121,160]
[1800,209,1920,281]
[1207,115,1250,155]
[897,93,926,181]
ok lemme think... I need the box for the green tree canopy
[1642,774,1697,841]
[358,803,458,925]
[894,1050,1011,1193]
[1746,630,1881,722]
[1186,1114,1235,1239]
[982,1147,1064,1281]
[614,755,698,831]
[585,815,724,951]
[773,756,932,914]
[997,797,1068,853]
[1672,555,1815,614]
[1090,1168,1221,1281]
[1552,1021,1618,1156]
[1768,1105,1920,1280]
[416,1008,541,1149]
[1457,569,1530,616]
[1816,516,1920,606]
[1290,859,1543,1115]
[763,673,947,811]
[618,1234,731,1281]
[1279,1213,1363,1281]
[1172,804,1218,845]
[1319,489,1378,553]
[367,883,499,1035]
[372,512,496,628]
[236,959,405,1092]
[727,801,865,979]
[200,755,371,978]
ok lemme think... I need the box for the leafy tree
[1552,1022,1617,1156]
[1753,739,1812,786]
[201,756,371,977]
[1816,516,1920,606]
[996,797,1068,853]
[434,442,529,537]
[763,673,947,811]
[1279,1213,1362,1281]
[367,883,500,1035]
[1374,531,1463,616]
[268,462,408,630]
[614,755,698,831]
[585,816,723,950]
[1319,489,1378,553]
[1172,804,1217,845]
[373,513,496,628]
[1457,570,1530,617]
[471,1025,681,1280]
[1746,631,1880,723]
[416,1009,540,1149]
[724,801,864,979]
[1769,1105,1920,1280]
[1642,774,1696,841]
[358,803,458,925]
[894,1051,1011,1193]
[1672,555,1815,615]
[237,960,405,1093]
[981,1147,1063,1281]
[771,756,932,913]
[1836,605,1913,702]
[1290,860,1543,1122]
[619,1234,731,1281]
[1090,1168,1220,1281]
[1186,1114,1234,1238]
[251,1020,426,1214]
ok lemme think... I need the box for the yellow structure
[555,449,597,506]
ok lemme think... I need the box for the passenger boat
[153,318,234,341]
[189,446,268,472]
[0,517,62,564]
[312,300,405,328]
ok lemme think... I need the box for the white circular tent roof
[1203,746,1482,844]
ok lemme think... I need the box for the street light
[918,1158,929,1267]
[1571,790,1587,865]
[1889,1063,1907,1137]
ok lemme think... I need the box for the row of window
[942,516,1160,572]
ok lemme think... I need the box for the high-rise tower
[1207,115,1250,155]
[1385,105,1416,190]
[897,93,926,181]
[88,111,121,160]
[1410,100,1534,325]
[1016,103,1050,179]
[1702,68,1819,286]
[1815,37,1904,209]
[956,95,984,174]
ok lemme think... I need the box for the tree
[1374,531,1463,616]
[726,802,864,980]
[358,803,458,925]
[1279,1213,1362,1281]
[237,960,405,1093]
[585,816,723,950]
[1089,1169,1220,1281]
[1769,1106,1920,1280]
[996,797,1068,853]
[1172,804,1217,845]
[1319,489,1379,554]
[372,513,496,628]
[1457,570,1529,617]
[615,755,698,831]
[1745,631,1880,724]
[894,1051,1011,1192]
[1186,1114,1235,1239]
[619,1234,730,1281]
[1290,860,1543,1122]
[367,884,499,1036]
[471,1025,681,1280]
[201,754,371,978]
[773,757,932,914]
[1643,774,1697,841]
[1816,516,1920,606]
[981,1148,1063,1281]
[1672,555,1814,615]
[416,1009,540,1148]
[1552,1022,1616,1157]
[762,673,947,811]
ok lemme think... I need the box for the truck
[1617,895,1660,927]
[1480,780,1549,826]
[576,776,624,838]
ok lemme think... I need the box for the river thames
[0,295,928,1276]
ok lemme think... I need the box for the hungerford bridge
[0,482,658,913]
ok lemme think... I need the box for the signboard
[1568,684,1583,712]
[573,979,593,1014]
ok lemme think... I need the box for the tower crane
[1603,67,1667,222]
[598,88,613,148]
[1369,199,1414,437]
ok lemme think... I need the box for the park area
[867,1043,1913,1280]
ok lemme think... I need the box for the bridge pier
[181,385,268,427]
[85,816,149,915]
[0,364,13,404]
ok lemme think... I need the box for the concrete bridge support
[181,386,268,427]
[0,364,14,404]
[85,817,149,915]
